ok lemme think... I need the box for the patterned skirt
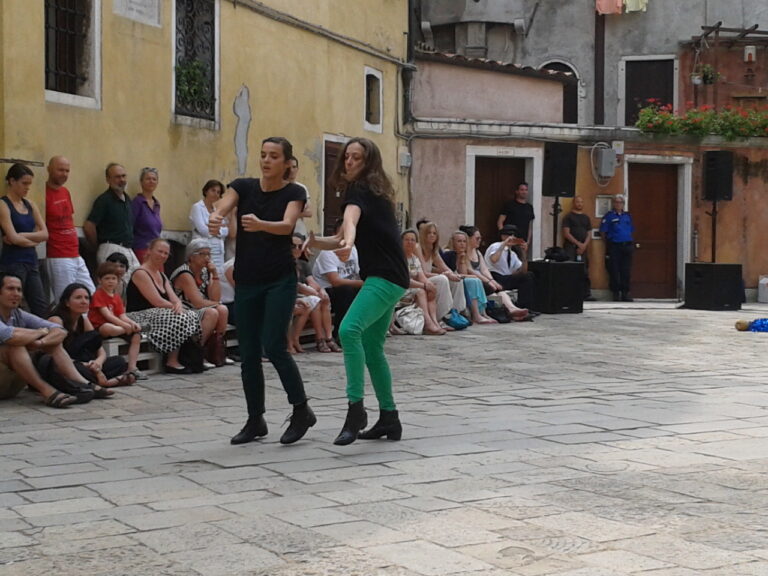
[127,308,201,354]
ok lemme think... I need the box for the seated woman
[443,231,495,324]
[401,229,446,335]
[311,220,363,339]
[170,238,231,367]
[290,233,340,354]
[126,238,201,374]
[417,221,466,320]
[49,283,135,387]
[463,225,529,322]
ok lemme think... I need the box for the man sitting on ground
[0,273,96,408]
[484,224,536,311]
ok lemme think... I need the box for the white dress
[189,199,227,275]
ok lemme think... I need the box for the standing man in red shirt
[45,156,95,301]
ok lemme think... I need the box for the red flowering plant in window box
[636,99,768,140]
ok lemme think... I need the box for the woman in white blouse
[190,180,231,275]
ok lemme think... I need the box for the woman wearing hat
[170,238,231,368]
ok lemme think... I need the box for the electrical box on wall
[398,147,412,174]
[596,148,617,178]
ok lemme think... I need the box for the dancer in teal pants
[209,137,316,446]
[309,137,410,446]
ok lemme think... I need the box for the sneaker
[202,361,216,370]
[131,369,149,381]
[224,357,236,365]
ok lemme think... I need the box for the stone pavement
[2,302,768,575]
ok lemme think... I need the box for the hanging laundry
[596,0,622,15]
[624,0,648,12]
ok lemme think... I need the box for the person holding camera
[484,224,536,311]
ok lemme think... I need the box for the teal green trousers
[338,276,405,411]
[235,274,306,417]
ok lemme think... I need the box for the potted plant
[701,64,719,85]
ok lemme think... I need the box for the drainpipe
[594,11,605,125]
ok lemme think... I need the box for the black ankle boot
[280,401,317,445]
[333,400,367,446]
[358,410,402,441]
[230,415,268,445]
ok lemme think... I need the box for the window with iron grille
[175,0,216,121]
[45,0,92,96]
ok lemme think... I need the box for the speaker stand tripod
[705,197,718,263]
[549,195,562,249]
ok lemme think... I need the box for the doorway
[322,140,344,236]
[473,157,526,249]
[627,163,678,298]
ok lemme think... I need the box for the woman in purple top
[132,167,163,263]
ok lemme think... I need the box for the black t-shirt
[562,212,592,245]
[341,182,409,289]
[228,178,305,284]
[501,200,535,241]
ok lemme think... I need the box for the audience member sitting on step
[463,225,529,321]
[401,229,446,335]
[126,238,200,375]
[50,283,136,387]
[443,231,496,325]
[311,219,363,339]
[418,221,467,319]
[170,238,231,368]
[88,262,144,380]
[291,233,341,353]
[0,273,99,408]
[0,164,50,318]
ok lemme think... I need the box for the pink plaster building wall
[412,60,564,122]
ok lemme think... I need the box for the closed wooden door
[323,141,343,236]
[474,157,526,249]
[628,163,678,298]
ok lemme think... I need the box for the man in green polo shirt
[84,163,141,271]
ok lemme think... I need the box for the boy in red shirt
[89,262,144,380]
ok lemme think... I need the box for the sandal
[316,340,332,353]
[389,325,406,336]
[325,339,342,352]
[45,390,77,408]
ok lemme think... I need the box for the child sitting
[88,262,145,380]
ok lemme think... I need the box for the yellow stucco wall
[0,0,408,233]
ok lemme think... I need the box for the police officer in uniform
[599,194,635,302]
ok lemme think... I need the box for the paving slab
[1,304,768,573]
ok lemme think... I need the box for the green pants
[235,274,306,417]
[338,276,405,411]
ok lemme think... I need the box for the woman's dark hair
[400,229,418,240]
[5,163,34,184]
[202,179,224,198]
[328,137,395,206]
[51,283,92,330]
[459,225,478,237]
[262,137,293,163]
[415,218,429,230]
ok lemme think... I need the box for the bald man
[45,156,95,300]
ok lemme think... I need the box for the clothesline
[596,0,649,15]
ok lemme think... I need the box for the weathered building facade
[0,0,408,237]
[413,0,768,298]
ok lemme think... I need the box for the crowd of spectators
[0,155,537,410]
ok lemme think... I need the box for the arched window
[541,62,578,124]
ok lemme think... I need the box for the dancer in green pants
[309,138,410,446]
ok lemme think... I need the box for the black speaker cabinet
[684,263,742,311]
[703,150,733,201]
[542,142,577,197]
[528,260,584,314]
